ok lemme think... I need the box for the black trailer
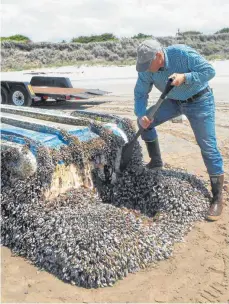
[1,76,108,107]
[1,80,38,106]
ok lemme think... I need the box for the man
[134,39,224,221]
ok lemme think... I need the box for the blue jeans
[141,90,224,176]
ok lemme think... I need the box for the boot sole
[206,214,221,221]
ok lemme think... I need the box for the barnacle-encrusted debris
[1,116,211,288]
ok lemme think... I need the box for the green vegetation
[71,33,117,43]
[3,53,229,73]
[215,27,229,34]
[0,34,31,42]
[132,33,152,39]
[206,53,229,61]
[179,31,203,36]
[178,28,229,36]
[1,29,229,71]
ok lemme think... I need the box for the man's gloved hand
[139,116,153,129]
[169,73,186,86]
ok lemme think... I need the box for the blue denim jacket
[134,44,216,118]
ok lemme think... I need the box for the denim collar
[158,48,169,71]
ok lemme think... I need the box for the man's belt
[182,87,211,103]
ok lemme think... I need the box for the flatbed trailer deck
[1,76,109,107]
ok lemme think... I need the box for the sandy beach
[1,61,229,303]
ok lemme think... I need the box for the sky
[1,0,228,42]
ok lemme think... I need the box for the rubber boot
[145,138,163,170]
[206,174,224,221]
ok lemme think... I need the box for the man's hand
[169,73,186,86]
[139,116,153,129]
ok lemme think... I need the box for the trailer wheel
[9,85,32,106]
[1,87,8,104]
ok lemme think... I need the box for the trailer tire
[1,87,8,104]
[9,85,32,107]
